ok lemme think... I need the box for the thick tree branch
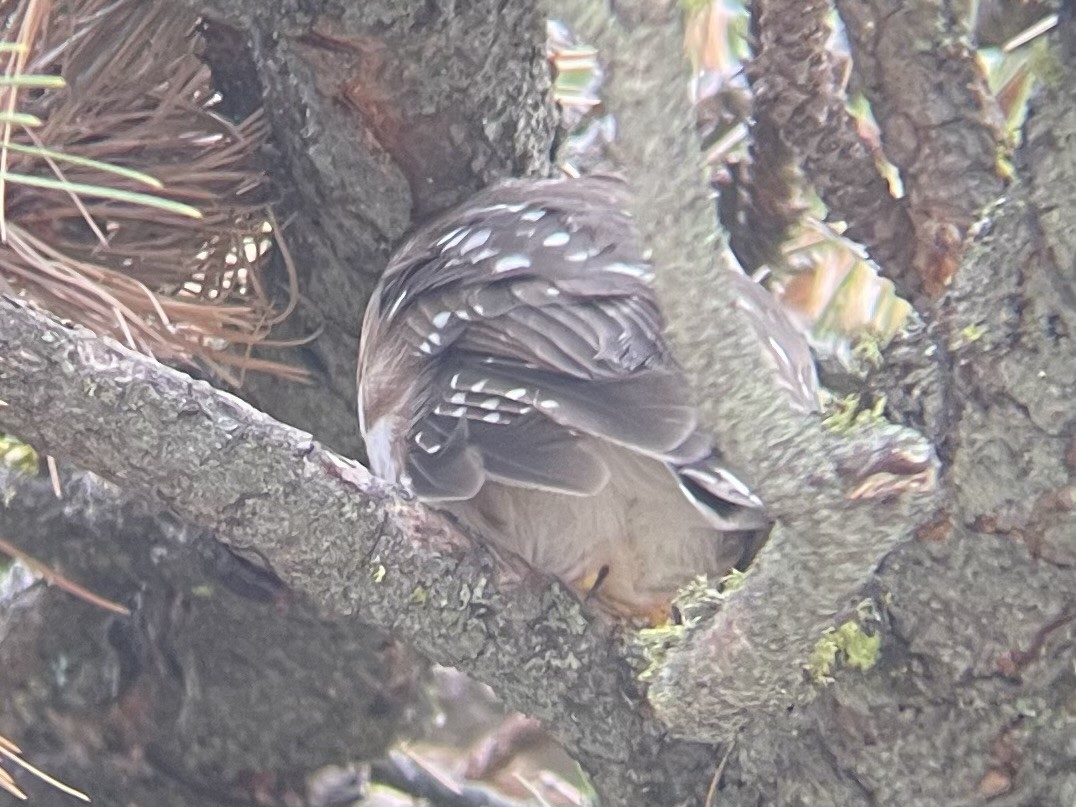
[0,468,417,805]
[552,0,940,738]
[0,298,723,807]
[843,18,1076,805]
[751,0,918,289]
[687,20,1076,796]
[835,0,1006,296]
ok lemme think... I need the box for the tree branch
[551,0,940,739]
[835,0,1006,296]
[0,297,723,807]
[0,467,418,805]
[751,0,918,290]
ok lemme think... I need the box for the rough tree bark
[1,1,1074,807]
[0,467,421,806]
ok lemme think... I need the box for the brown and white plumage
[357,175,795,617]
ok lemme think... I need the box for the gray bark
[197,0,553,458]
[0,468,419,806]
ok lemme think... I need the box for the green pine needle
[1,171,202,218]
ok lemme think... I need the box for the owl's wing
[359,175,770,531]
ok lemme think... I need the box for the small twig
[45,454,62,498]
[705,738,736,807]
[1003,13,1059,53]
[535,771,585,807]
[510,773,553,807]
[0,534,130,615]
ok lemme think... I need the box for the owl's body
[357,175,785,617]
[441,443,756,616]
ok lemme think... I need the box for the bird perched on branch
[357,174,802,620]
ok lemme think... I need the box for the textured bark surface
[196,0,553,458]
[0,469,419,806]
[835,0,1008,296]
[1,1,1074,806]
[751,0,918,285]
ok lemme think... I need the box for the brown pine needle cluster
[0,0,305,384]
